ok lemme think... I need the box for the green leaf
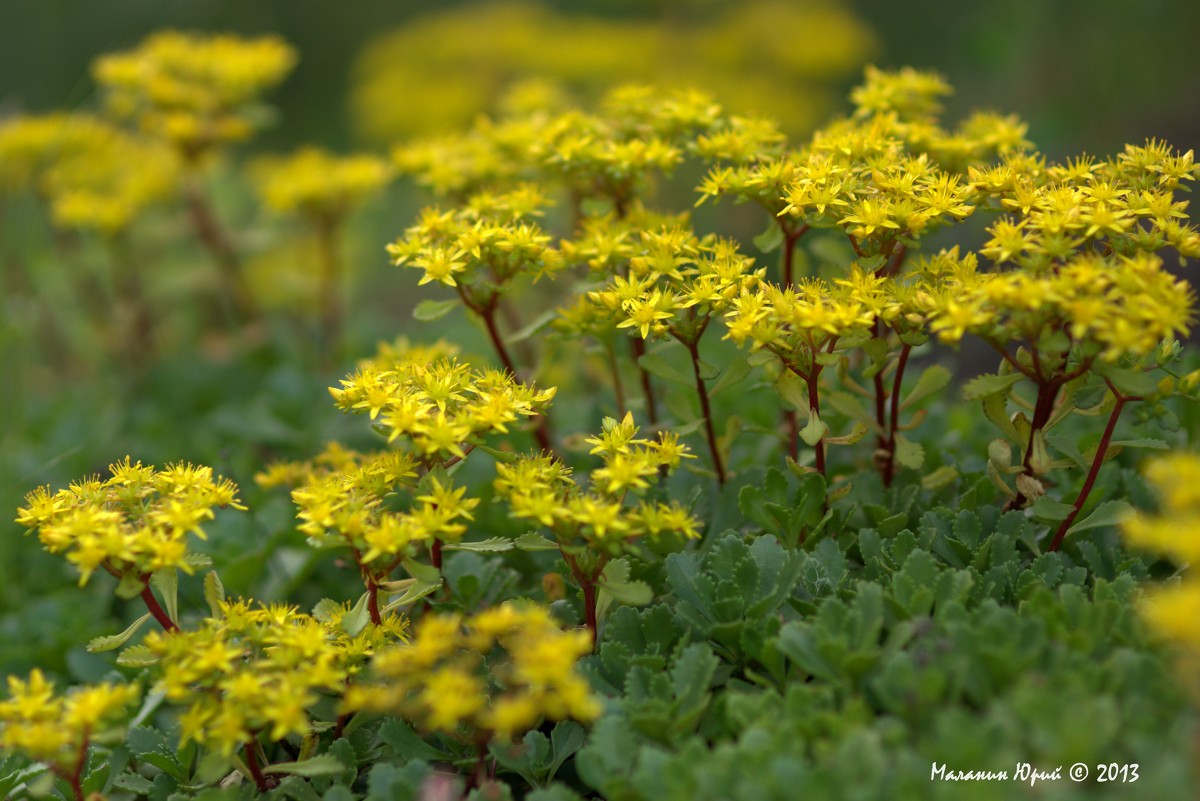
[710,355,751,396]
[264,755,348,777]
[1067,500,1134,536]
[413,298,458,322]
[921,465,959,491]
[204,571,225,618]
[753,220,785,253]
[116,644,159,668]
[1110,438,1170,450]
[442,537,515,553]
[507,308,558,344]
[515,531,560,552]
[775,370,807,411]
[982,392,1019,442]
[1095,364,1157,397]
[901,365,951,409]
[963,372,1024,400]
[800,410,827,447]
[115,571,145,600]
[86,613,152,654]
[341,592,371,637]
[637,351,693,387]
[1031,496,1075,522]
[402,557,442,585]
[150,570,179,627]
[893,434,924,469]
[598,558,653,608]
[381,577,443,612]
[825,391,875,425]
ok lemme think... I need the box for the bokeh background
[2,0,1198,677]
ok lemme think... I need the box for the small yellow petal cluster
[92,30,296,158]
[252,146,392,219]
[387,185,562,288]
[973,139,1200,266]
[330,355,556,454]
[0,114,178,233]
[916,250,1194,360]
[144,599,361,754]
[584,225,763,342]
[494,413,699,549]
[16,458,244,585]
[724,273,889,353]
[345,602,599,740]
[0,670,138,770]
[1123,455,1200,656]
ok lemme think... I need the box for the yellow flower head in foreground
[252,146,392,219]
[345,602,599,740]
[145,599,397,754]
[0,670,138,771]
[1123,454,1200,658]
[330,354,556,456]
[16,458,244,585]
[93,30,296,158]
[495,413,700,550]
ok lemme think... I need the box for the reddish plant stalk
[139,581,178,632]
[1008,379,1061,509]
[430,539,444,570]
[243,740,276,792]
[881,343,913,487]
[684,340,726,486]
[804,368,826,477]
[61,732,89,801]
[1048,387,1138,552]
[367,580,383,626]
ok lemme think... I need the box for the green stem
[183,172,257,323]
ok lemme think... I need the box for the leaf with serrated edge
[87,613,153,653]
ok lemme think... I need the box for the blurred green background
[3,0,1197,154]
[2,0,1198,678]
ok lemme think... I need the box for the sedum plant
[5,51,1200,801]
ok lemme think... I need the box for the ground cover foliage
[2,26,1200,801]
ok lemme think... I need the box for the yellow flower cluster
[144,599,363,754]
[16,458,244,585]
[345,602,599,740]
[330,354,557,454]
[0,670,137,771]
[92,30,296,158]
[0,114,178,233]
[252,146,392,219]
[583,225,763,341]
[494,413,699,549]
[916,250,1194,361]
[387,185,562,289]
[724,268,896,353]
[287,447,474,564]
[1123,455,1200,653]
[973,140,1200,267]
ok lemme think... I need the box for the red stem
[1048,387,1138,552]
[882,343,912,486]
[1007,377,1062,510]
[685,340,726,485]
[243,740,276,792]
[805,369,826,477]
[139,581,179,632]
[431,539,443,570]
[367,581,383,626]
